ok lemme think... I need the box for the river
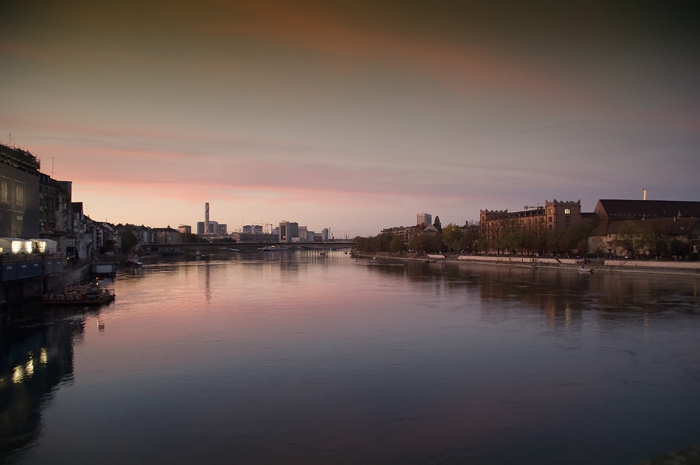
[2,251,700,464]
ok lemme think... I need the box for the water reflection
[0,316,84,459]
[1,255,699,464]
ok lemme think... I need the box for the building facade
[279,221,299,243]
[588,199,700,257]
[480,200,582,254]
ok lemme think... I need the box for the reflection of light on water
[565,303,571,330]
[40,348,48,364]
[26,359,34,376]
[13,365,25,384]
[644,314,649,338]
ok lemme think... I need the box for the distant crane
[524,203,543,210]
[259,220,272,234]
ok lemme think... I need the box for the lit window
[564,208,571,214]
[548,208,553,214]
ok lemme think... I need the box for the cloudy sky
[1,1,698,236]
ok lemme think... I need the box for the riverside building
[479,200,582,254]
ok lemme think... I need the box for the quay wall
[457,256,579,265]
[602,260,700,270]
[456,255,700,274]
[62,262,92,286]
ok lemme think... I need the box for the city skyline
[1,1,698,237]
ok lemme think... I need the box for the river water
[2,251,700,464]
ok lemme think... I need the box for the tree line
[354,218,597,256]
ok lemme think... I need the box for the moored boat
[126,257,143,267]
[43,284,116,306]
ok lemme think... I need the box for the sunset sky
[1,1,698,237]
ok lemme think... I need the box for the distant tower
[643,189,647,201]
[205,203,209,235]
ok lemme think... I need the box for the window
[548,208,553,214]
[548,217,552,223]
[564,208,571,214]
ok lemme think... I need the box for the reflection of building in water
[205,262,211,303]
[0,318,83,457]
[473,267,584,330]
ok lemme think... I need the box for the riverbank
[353,252,700,276]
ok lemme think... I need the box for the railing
[0,252,63,264]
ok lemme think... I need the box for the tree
[614,221,644,257]
[546,229,563,255]
[389,235,405,252]
[410,233,443,254]
[121,230,139,253]
[433,216,442,233]
[462,222,481,253]
[442,223,464,252]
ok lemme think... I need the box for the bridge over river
[146,241,355,253]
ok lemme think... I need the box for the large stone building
[588,199,700,257]
[479,200,582,253]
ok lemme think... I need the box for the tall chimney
[643,189,647,201]
[205,202,209,235]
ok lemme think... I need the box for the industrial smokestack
[205,202,210,235]
[643,189,647,201]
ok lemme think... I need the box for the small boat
[319,251,326,256]
[126,257,143,267]
[578,266,595,273]
[259,246,289,251]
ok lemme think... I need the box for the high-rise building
[297,226,308,242]
[206,221,219,235]
[279,221,299,243]
[417,213,432,225]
